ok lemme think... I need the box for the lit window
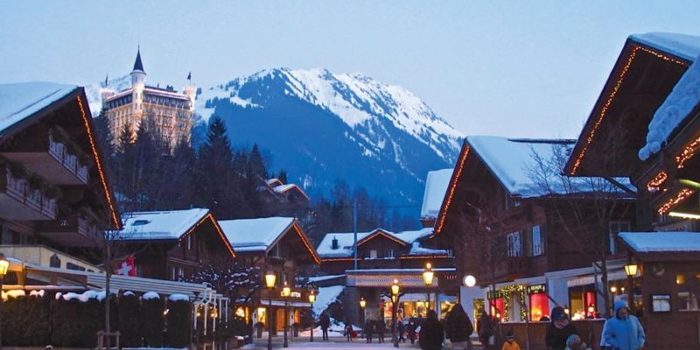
[531,226,543,256]
[507,232,521,257]
[370,249,378,259]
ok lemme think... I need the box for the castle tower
[183,72,196,112]
[130,47,146,123]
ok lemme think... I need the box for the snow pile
[312,285,344,317]
[2,290,26,300]
[29,290,45,297]
[639,54,700,160]
[168,293,189,302]
[142,291,160,300]
[409,242,447,256]
[57,290,106,302]
[619,231,700,252]
[123,291,135,297]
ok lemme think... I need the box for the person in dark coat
[408,320,417,344]
[419,310,445,350]
[477,309,495,350]
[445,303,474,350]
[398,319,406,342]
[365,319,374,343]
[319,312,330,341]
[545,306,578,350]
[345,322,354,342]
[377,320,386,343]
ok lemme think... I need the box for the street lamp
[391,279,400,348]
[422,263,434,315]
[281,281,291,348]
[625,262,638,312]
[359,297,366,327]
[308,290,316,342]
[464,275,476,288]
[264,271,276,350]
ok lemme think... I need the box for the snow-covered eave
[629,33,699,63]
[619,231,700,261]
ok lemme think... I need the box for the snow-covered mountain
[198,68,463,207]
[84,68,464,209]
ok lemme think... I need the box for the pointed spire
[104,74,109,86]
[187,72,192,81]
[133,46,145,73]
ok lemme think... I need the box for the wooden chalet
[0,82,120,282]
[218,217,320,334]
[114,208,236,280]
[564,32,700,349]
[434,136,635,323]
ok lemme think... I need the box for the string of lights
[435,145,470,234]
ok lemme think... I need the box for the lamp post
[282,281,291,348]
[391,279,400,348]
[422,263,434,316]
[265,272,276,350]
[308,290,316,342]
[624,262,638,312]
[0,254,9,350]
[359,297,366,328]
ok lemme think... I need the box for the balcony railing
[0,166,58,220]
[48,131,89,184]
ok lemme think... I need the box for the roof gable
[420,169,452,220]
[0,83,78,135]
[357,229,407,247]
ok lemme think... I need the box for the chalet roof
[619,231,700,253]
[638,50,700,160]
[219,217,295,252]
[630,32,700,62]
[118,208,210,240]
[317,227,437,258]
[133,48,145,73]
[420,169,452,220]
[0,82,78,135]
[266,178,284,186]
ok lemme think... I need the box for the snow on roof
[420,169,453,219]
[117,208,210,240]
[630,32,700,63]
[274,184,298,193]
[638,52,700,160]
[266,178,283,186]
[218,217,294,252]
[467,136,634,197]
[313,285,344,317]
[317,227,436,258]
[0,82,78,134]
[619,231,700,253]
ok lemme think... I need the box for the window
[187,235,192,250]
[507,232,521,257]
[531,226,543,256]
[387,249,395,258]
[608,221,631,254]
[369,249,378,259]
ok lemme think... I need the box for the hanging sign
[527,284,546,295]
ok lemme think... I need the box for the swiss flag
[115,255,136,276]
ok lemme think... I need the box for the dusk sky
[2,1,699,139]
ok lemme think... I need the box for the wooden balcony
[35,210,99,247]
[0,166,57,221]
[480,256,532,284]
[0,130,89,185]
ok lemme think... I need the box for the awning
[567,270,628,288]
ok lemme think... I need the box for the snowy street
[244,336,422,350]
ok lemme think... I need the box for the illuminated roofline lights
[293,222,321,265]
[646,171,668,192]
[569,45,688,175]
[676,136,700,168]
[357,231,408,247]
[77,95,120,228]
[435,145,471,234]
[183,213,236,258]
[658,188,695,215]
[669,211,700,220]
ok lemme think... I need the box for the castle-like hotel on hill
[101,49,196,150]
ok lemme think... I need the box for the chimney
[331,237,339,250]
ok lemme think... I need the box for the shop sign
[290,291,302,298]
[527,284,546,295]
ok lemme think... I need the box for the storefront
[526,284,550,321]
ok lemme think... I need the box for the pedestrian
[419,310,445,350]
[408,320,417,344]
[501,331,521,350]
[365,318,374,343]
[545,306,578,350]
[377,320,386,343]
[320,312,330,341]
[345,322,354,342]
[398,319,406,342]
[444,303,474,350]
[602,301,645,350]
[599,316,612,350]
[477,308,495,350]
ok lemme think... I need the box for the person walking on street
[377,320,386,343]
[320,312,330,341]
[365,319,374,343]
[398,319,406,342]
[477,308,495,350]
[407,320,417,344]
[445,303,474,350]
[602,301,645,350]
[545,306,578,350]
[419,310,445,350]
